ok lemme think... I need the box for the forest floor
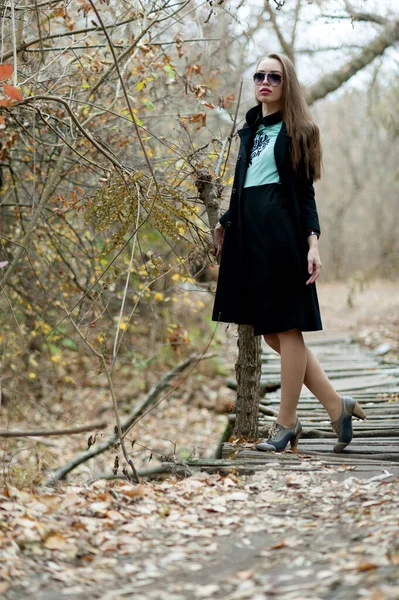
[1,278,399,600]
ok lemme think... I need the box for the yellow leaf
[43,532,68,550]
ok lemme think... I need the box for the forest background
[0,0,398,486]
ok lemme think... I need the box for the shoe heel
[290,432,301,451]
[353,401,366,420]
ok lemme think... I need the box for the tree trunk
[233,324,261,440]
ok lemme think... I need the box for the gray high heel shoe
[255,418,303,452]
[331,396,367,453]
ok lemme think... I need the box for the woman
[212,52,366,453]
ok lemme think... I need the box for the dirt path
[2,467,399,600]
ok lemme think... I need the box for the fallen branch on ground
[44,352,217,486]
[87,462,193,484]
[0,422,107,437]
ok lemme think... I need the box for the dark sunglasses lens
[253,72,265,84]
[268,73,282,86]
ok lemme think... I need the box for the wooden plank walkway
[188,332,399,478]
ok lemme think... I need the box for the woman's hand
[214,222,225,262]
[306,245,322,284]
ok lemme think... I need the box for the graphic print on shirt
[248,130,270,167]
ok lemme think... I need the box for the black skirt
[239,183,323,336]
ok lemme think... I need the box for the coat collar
[244,103,283,129]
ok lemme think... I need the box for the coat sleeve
[218,209,230,228]
[295,161,321,238]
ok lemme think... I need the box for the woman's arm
[305,222,322,285]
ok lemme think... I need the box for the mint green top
[243,120,283,188]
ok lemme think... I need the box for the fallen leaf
[43,532,68,550]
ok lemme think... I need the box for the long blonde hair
[254,52,322,180]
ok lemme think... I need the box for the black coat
[211,104,323,336]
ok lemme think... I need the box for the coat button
[232,188,236,193]
[226,221,232,227]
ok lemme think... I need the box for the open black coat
[211,103,323,336]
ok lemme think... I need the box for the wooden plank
[221,445,399,465]
[257,413,399,422]
[278,391,399,399]
[246,412,399,420]
[297,384,399,397]
[261,371,399,383]
[261,365,380,373]
[261,393,399,402]
[261,357,380,366]
[261,368,388,377]
[259,377,399,392]
[260,400,399,410]
[261,364,398,373]
[261,359,382,368]
[256,422,399,430]
[258,407,399,417]
[302,333,353,344]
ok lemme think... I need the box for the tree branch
[305,19,399,105]
[343,1,389,26]
[264,0,295,64]
[45,352,217,485]
[0,422,107,437]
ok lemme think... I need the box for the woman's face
[254,57,284,107]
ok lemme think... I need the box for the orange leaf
[54,7,66,17]
[191,112,205,123]
[2,85,23,101]
[357,562,378,572]
[0,98,14,107]
[271,540,287,549]
[0,64,13,81]
[0,116,5,125]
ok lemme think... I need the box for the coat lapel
[235,104,296,218]
[274,122,292,170]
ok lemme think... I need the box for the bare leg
[263,332,342,422]
[273,329,307,428]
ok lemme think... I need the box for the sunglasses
[253,72,283,87]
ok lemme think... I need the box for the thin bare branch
[305,19,399,105]
[45,352,217,485]
[264,0,295,63]
[343,1,389,26]
[0,422,107,437]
